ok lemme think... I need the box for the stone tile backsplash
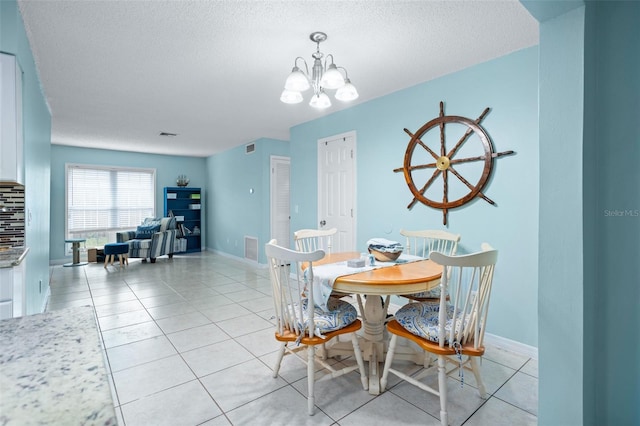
[0,184,25,247]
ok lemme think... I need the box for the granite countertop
[0,306,117,425]
[0,246,29,268]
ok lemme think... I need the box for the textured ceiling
[18,0,538,157]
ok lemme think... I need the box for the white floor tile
[48,290,91,302]
[47,254,538,426]
[101,320,163,349]
[155,311,211,334]
[224,288,268,303]
[234,328,281,358]
[106,335,177,372]
[390,375,486,426]
[199,303,252,322]
[447,357,517,395]
[291,368,373,421]
[139,293,187,309]
[146,301,198,319]
[483,344,530,370]
[46,298,93,310]
[494,371,538,416]
[94,300,145,317]
[199,415,232,425]
[200,358,288,412]
[120,380,221,426]
[237,296,274,312]
[340,390,440,425]
[181,339,255,377]
[224,385,335,425]
[214,312,273,338]
[91,291,138,306]
[166,323,231,353]
[464,397,537,426]
[520,358,538,378]
[112,354,196,404]
[98,309,152,332]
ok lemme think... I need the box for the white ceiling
[18,0,538,158]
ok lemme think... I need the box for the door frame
[317,130,357,251]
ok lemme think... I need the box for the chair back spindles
[431,246,497,351]
[382,243,498,426]
[294,228,337,254]
[266,239,325,339]
[401,229,460,258]
[400,229,461,301]
[265,238,368,415]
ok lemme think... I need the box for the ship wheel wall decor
[393,101,515,225]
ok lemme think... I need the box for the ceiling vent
[245,143,255,154]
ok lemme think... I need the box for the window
[66,164,156,249]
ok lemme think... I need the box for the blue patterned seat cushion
[394,301,458,343]
[410,287,444,299]
[290,298,358,335]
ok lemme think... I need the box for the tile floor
[47,251,538,426]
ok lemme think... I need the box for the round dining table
[312,251,442,394]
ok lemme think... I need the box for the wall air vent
[245,143,255,154]
[244,236,258,262]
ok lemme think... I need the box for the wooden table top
[313,252,442,296]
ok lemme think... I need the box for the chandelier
[280,32,359,109]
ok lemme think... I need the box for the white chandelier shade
[280,32,358,109]
[308,90,332,109]
[335,78,359,102]
[279,89,304,104]
[284,64,310,92]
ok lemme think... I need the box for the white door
[318,131,356,252]
[270,156,291,248]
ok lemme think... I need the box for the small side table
[64,238,88,267]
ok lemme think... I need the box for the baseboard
[208,248,268,268]
[484,333,538,360]
[40,286,51,314]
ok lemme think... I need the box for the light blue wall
[205,138,289,264]
[537,6,586,424]
[289,47,539,347]
[50,145,206,262]
[1,0,52,314]
[526,1,640,424]
[586,2,639,424]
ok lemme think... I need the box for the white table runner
[307,254,425,311]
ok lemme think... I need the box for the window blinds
[66,164,155,238]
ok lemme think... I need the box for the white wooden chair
[294,227,351,300]
[265,239,368,415]
[294,227,337,253]
[381,244,498,426]
[400,229,461,301]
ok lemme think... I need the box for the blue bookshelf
[164,187,201,253]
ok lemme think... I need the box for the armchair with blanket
[116,217,178,263]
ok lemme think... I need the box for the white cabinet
[0,262,25,320]
[0,53,24,185]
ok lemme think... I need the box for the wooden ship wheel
[394,101,514,225]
